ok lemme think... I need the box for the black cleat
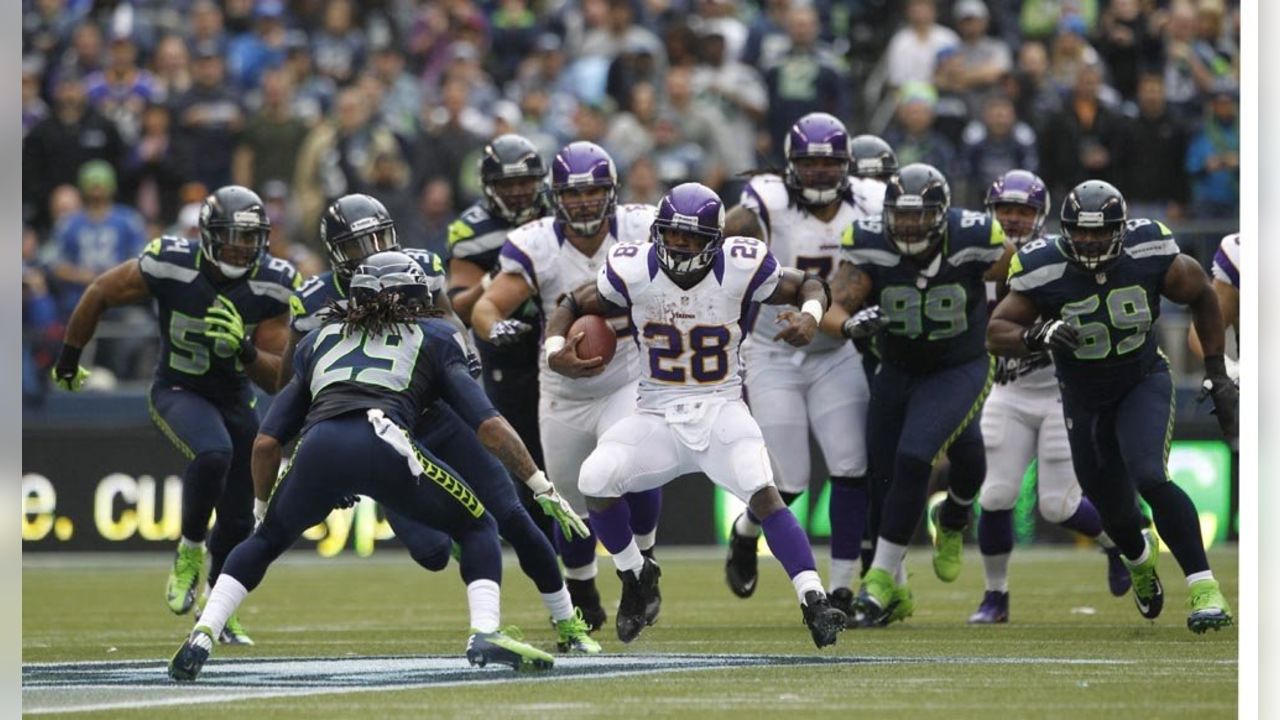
[725,520,759,598]
[829,587,855,617]
[967,591,1010,624]
[1105,547,1132,597]
[168,626,214,682]
[801,591,847,648]
[616,558,661,644]
[566,577,607,633]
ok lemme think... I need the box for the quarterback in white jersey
[471,141,662,633]
[542,182,847,649]
[970,170,1128,625]
[722,116,898,608]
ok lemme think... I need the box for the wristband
[55,344,83,377]
[254,498,269,519]
[544,335,566,362]
[238,338,259,366]
[1204,354,1227,380]
[526,469,552,494]
[481,272,495,290]
[801,299,824,325]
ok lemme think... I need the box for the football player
[969,170,1129,625]
[169,251,556,680]
[277,194,599,653]
[446,135,552,535]
[990,180,1235,632]
[544,182,848,648]
[720,114,883,614]
[471,141,663,633]
[827,163,1012,625]
[1188,232,1239,381]
[52,186,298,645]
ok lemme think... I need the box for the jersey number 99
[879,284,968,340]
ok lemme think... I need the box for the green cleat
[466,627,555,672]
[853,568,897,627]
[555,608,603,654]
[219,612,254,646]
[1124,530,1164,620]
[168,626,214,682]
[886,583,915,624]
[165,544,204,615]
[1187,578,1233,634]
[930,504,964,583]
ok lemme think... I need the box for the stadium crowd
[21,0,1241,394]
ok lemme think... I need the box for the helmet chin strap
[217,261,251,279]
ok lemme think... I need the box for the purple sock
[554,523,598,570]
[978,509,1014,556]
[829,477,868,561]
[1059,498,1104,538]
[760,508,817,579]
[625,488,662,535]
[587,500,635,555]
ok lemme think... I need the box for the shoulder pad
[1122,218,1180,260]
[1212,233,1240,287]
[291,273,339,331]
[1006,237,1068,292]
[246,256,302,304]
[448,204,511,258]
[741,174,788,212]
[839,218,899,268]
[614,204,658,243]
[600,241,656,306]
[722,236,769,273]
[139,236,201,282]
[403,247,445,276]
[945,210,1006,266]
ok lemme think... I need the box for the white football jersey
[597,236,782,411]
[740,173,878,353]
[499,203,655,400]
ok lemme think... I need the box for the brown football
[568,314,617,365]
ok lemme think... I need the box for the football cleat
[800,591,846,648]
[615,558,661,644]
[166,544,205,615]
[1105,547,1132,597]
[829,587,855,617]
[930,503,965,583]
[725,518,759,598]
[886,583,915,624]
[565,578,606,633]
[555,608,603,654]
[853,568,897,627]
[466,627,555,672]
[967,591,1010,624]
[168,626,214,682]
[1186,579,1233,634]
[1124,530,1164,620]
[219,612,254,646]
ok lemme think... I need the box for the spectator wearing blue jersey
[84,34,160,146]
[225,0,289,92]
[1185,83,1239,219]
[50,161,147,314]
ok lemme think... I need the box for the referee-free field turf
[23,545,1238,719]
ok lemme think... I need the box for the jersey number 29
[310,325,424,394]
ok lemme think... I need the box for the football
[569,314,617,365]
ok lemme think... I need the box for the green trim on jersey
[147,395,196,461]
[407,428,485,518]
[933,354,997,464]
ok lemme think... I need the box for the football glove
[204,296,258,364]
[527,470,590,539]
[489,318,533,347]
[51,344,90,391]
[465,350,483,379]
[1022,319,1081,352]
[1200,355,1238,441]
[841,305,888,340]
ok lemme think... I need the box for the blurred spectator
[22,58,50,138]
[48,185,83,231]
[571,100,614,150]
[23,227,62,406]
[883,82,958,177]
[604,81,660,172]
[226,0,290,91]
[945,0,1013,115]
[281,31,335,124]
[1008,41,1063,129]
[883,0,959,90]
[620,156,663,205]
[931,48,978,145]
[696,2,749,62]
[691,24,767,187]
[172,44,244,190]
[312,0,366,85]
[259,180,325,276]
[233,69,309,194]
[412,76,488,212]
[366,145,417,245]
[1194,0,1237,79]
[443,41,501,116]
[663,65,730,192]
[606,42,663,113]
[1096,0,1161,101]
[84,34,159,146]
[400,178,454,258]
[150,34,192,103]
[24,0,81,60]
[1020,0,1098,43]
[762,4,851,164]
[1161,0,1218,124]
[961,94,1039,205]
[1185,83,1239,219]
[122,103,188,227]
[1041,62,1123,198]
[489,0,541,85]
[649,113,708,190]
[1115,73,1190,220]
[49,22,104,92]
[222,0,256,36]
[368,43,423,139]
[49,161,147,315]
[24,75,126,231]
[166,201,203,242]
[743,0,793,69]
[1048,16,1103,93]
[581,0,664,62]
[186,1,228,59]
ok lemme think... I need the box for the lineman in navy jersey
[52,186,298,645]
[991,180,1236,632]
[827,163,1012,626]
[169,252,559,680]
[270,196,599,651]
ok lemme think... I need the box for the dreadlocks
[324,293,444,337]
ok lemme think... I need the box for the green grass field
[23,545,1237,719]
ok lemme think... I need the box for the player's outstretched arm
[544,280,613,379]
[764,267,829,347]
[53,259,152,390]
[823,260,876,339]
[250,433,282,523]
[1165,254,1237,439]
[445,257,490,326]
[471,271,534,345]
[476,414,590,538]
[987,289,1075,358]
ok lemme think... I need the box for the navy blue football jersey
[290,248,446,335]
[139,236,299,397]
[1008,218,1180,405]
[839,207,1006,374]
[293,317,496,433]
[447,202,542,328]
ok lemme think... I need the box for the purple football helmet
[985,169,1050,245]
[550,141,617,236]
[652,182,725,284]
[784,112,851,206]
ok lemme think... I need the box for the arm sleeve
[438,358,500,429]
[258,376,310,444]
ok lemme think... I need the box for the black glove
[1022,319,1081,352]
[1200,355,1238,441]
[334,495,360,510]
[489,318,533,346]
[841,306,888,340]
